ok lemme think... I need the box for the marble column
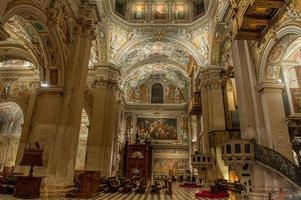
[85,66,120,177]
[257,83,293,161]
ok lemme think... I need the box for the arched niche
[0,101,23,172]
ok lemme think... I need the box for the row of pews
[68,171,173,198]
[0,167,24,195]
[67,171,150,198]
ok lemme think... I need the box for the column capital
[256,82,285,93]
[199,66,223,89]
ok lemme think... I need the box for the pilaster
[256,82,294,161]
[198,66,227,181]
[231,40,267,142]
[85,65,121,177]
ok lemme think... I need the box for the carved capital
[77,1,100,39]
[93,79,118,91]
[199,66,223,89]
[256,82,285,94]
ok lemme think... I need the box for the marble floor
[0,184,239,200]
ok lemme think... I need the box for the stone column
[14,15,94,197]
[201,67,226,132]
[257,83,294,161]
[85,66,120,177]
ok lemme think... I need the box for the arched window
[151,83,164,103]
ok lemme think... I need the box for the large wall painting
[153,148,189,175]
[137,118,177,140]
[153,158,189,174]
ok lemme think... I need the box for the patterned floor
[0,184,238,200]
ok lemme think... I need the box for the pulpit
[14,143,43,199]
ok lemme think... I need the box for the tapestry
[137,118,177,140]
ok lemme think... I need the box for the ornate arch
[1,0,68,87]
[114,36,205,68]
[258,23,301,82]
[0,43,40,67]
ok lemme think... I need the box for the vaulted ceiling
[117,39,191,72]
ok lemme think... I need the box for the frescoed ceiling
[113,0,210,24]
[102,0,213,103]
[118,39,191,71]
[4,15,41,49]
[284,37,301,63]
[121,63,189,100]
[0,60,34,69]
[117,37,193,102]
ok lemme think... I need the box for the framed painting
[174,2,187,21]
[132,2,147,20]
[152,3,168,21]
[137,117,177,140]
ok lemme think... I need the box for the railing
[254,143,301,187]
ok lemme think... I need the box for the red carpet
[179,183,202,188]
[195,191,229,198]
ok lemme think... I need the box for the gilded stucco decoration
[265,35,300,81]
[188,25,210,64]
[109,23,133,59]
[121,63,189,101]
[118,39,191,70]
[0,60,40,103]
